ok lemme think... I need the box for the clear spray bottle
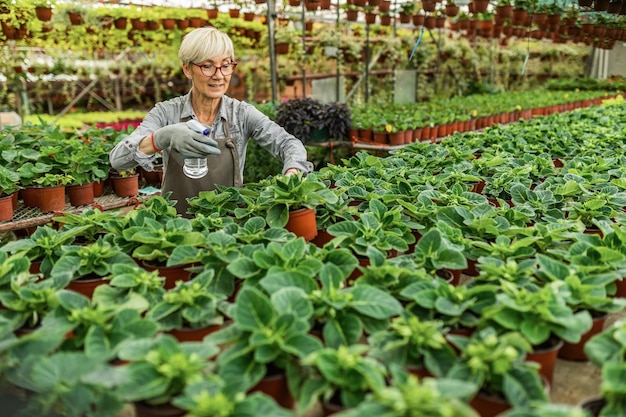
[183,119,211,179]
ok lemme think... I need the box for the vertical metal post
[301,1,307,97]
[267,0,278,103]
[336,2,340,102]
[365,22,370,103]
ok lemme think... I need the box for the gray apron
[162,119,242,217]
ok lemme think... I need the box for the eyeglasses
[192,62,238,77]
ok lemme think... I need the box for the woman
[109,27,313,215]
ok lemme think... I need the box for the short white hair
[178,27,236,64]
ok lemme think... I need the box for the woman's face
[184,54,234,100]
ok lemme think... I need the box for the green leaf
[323,314,362,348]
[270,287,313,319]
[349,285,403,319]
[234,287,276,331]
[267,203,289,228]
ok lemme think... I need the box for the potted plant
[273,25,298,55]
[274,97,327,143]
[114,215,206,289]
[581,318,626,417]
[92,263,166,307]
[332,370,479,417]
[32,172,74,213]
[325,199,415,259]
[109,168,139,198]
[477,280,593,383]
[291,343,388,415]
[0,165,20,221]
[0,256,64,333]
[49,236,137,298]
[52,207,119,244]
[146,269,228,341]
[368,310,458,378]
[114,332,219,414]
[446,326,548,417]
[237,172,338,241]
[171,375,297,417]
[205,285,323,408]
[0,224,89,276]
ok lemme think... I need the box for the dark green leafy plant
[115,333,218,406]
[292,343,388,413]
[206,285,323,393]
[147,270,227,331]
[172,375,297,417]
[447,327,547,409]
[333,371,479,417]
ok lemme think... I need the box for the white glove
[153,122,220,158]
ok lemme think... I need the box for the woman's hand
[284,168,299,176]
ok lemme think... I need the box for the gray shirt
[108,92,313,177]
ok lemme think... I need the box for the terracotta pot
[412,14,425,26]
[579,397,605,416]
[373,132,388,144]
[463,258,480,277]
[114,17,128,29]
[35,7,53,21]
[93,180,105,197]
[37,185,66,213]
[111,174,139,198]
[68,11,84,25]
[558,312,607,361]
[321,395,345,416]
[134,401,186,417]
[470,389,511,417]
[276,43,290,55]
[526,338,563,384]
[141,261,193,290]
[249,368,295,410]
[67,182,95,207]
[21,186,39,208]
[140,166,163,186]
[285,207,318,242]
[348,256,371,282]
[311,228,334,247]
[437,269,460,286]
[406,364,432,379]
[388,131,404,145]
[0,194,14,222]
[67,275,107,299]
[167,323,222,342]
[612,277,626,298]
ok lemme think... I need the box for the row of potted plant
[1,97,625,416]
[0,122,126,219]
[0,193,623,416]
